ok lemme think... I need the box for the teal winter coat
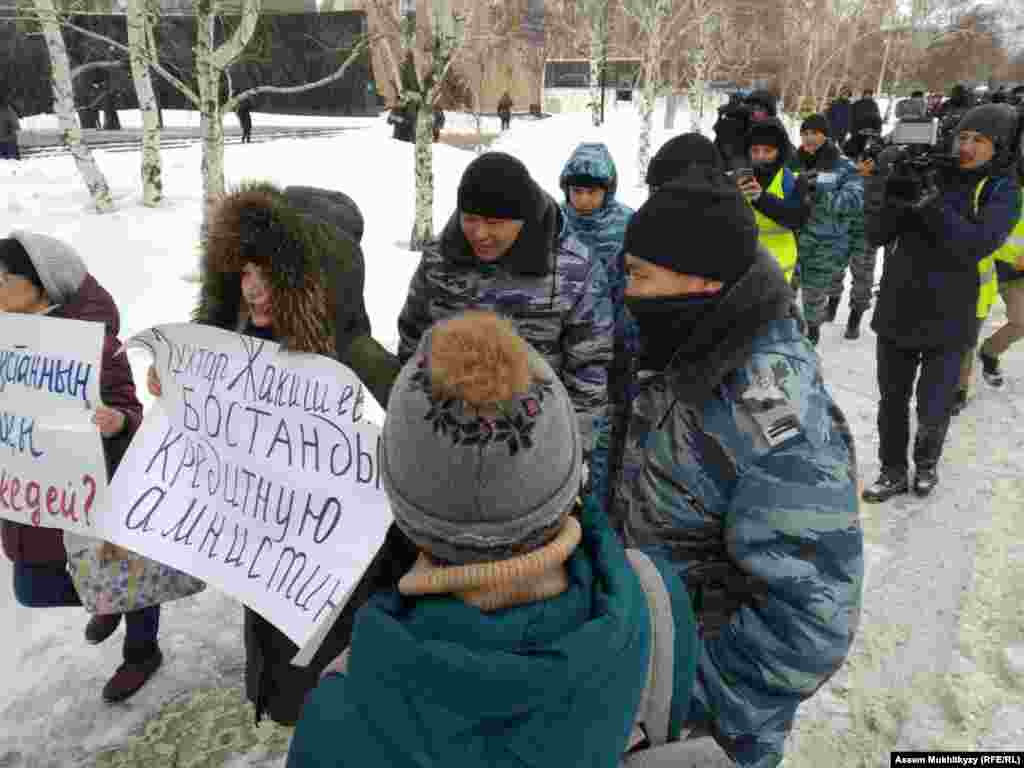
[287,499,699,768]
[559,142,636,508]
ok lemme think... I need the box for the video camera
[859,118,958,208]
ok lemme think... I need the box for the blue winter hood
[329,503,651,767]
[559,142,620,205]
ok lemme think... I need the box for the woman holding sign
[0,232,165,703]
[148,184,417,725]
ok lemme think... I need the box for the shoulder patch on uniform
[739,368,803,448]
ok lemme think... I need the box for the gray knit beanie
[9,231,87,304]
[382,311,582,565]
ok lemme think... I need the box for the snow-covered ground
[1,104,1022,768]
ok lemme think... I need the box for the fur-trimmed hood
[195,182,371,358]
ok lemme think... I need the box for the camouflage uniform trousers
[827,222,876,313]
[798,232,849,328]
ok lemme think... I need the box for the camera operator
[713,92,751,170]
[859,103,1021,502]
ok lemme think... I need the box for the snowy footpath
[1,107,1022,767]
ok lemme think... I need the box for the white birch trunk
[589,33,604,127]
[35,0,114,213]
[127,0,162,207]
[410,99,435,251]
[688,80,706,133]
[664,91,677,130]
[636,34,660,186]
[196,5,222,213]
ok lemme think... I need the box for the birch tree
[65,1,374,242]
[578,0,609,127]
[367,0,468,251]
[126,0,162,206]
[34,0,114,212]
[622,0,684,186]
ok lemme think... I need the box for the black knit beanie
[800,114,830,137]
[623,167,758,286]
[956,104,1019,150]
[0,237,44,292]
[646,133,724,186]
[458,152,541,220]
[747,121,786,151]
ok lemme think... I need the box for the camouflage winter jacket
[791,141,864,248]
[607,251,863,768]
[397,197,614,457]
[559,142,636,504]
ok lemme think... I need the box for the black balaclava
[622,168,758,371]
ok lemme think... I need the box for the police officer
[860,103,1021,501]
[606,166,861,768]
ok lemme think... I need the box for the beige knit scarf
[398,516,583,612]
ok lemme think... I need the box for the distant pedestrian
[497,91,513,131]
[236,101,253,144]
[0,95,20,160]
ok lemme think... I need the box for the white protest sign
[0,313,107,536]
[107,324,394,658]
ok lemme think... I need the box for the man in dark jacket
[825,86,853,146]
[861,103,1021,501]
[0,232,161,703]
[0,96,19,159]
[851,88,881,139]
[397,152,614,464]
[387,103,415,143]
[236,101,253,144]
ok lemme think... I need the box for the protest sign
[0,313,107,537]
[107,324,394,660]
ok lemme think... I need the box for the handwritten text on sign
[107,324,393,651]
[0,313,106,535]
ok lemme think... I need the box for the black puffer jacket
[198,183,417,725]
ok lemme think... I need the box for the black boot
[807,324,821,347]
[844,309,863,340]
[825,295,840,323]
[979,350,1004,388]
[951,389,968,416]
[862,467,909,503]
[912,421,949,497]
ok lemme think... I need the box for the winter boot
[979,350,1004,388]
[844,309,863,340]
[912,421,949,497]
[807,324,821,347]
[825,295,840,323]
[85,614,122,645]
[951,389,968,416]
[102,648,163,703]
[861,466,910,503]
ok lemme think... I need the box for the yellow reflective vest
[751,169,798,284]
[975,179,1024,319]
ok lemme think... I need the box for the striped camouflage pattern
[610,317,863,768]
[559,142,636,506]
[828,208,877,313]
[397,205,614,457]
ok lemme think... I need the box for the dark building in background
[0,11,379,118]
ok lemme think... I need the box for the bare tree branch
[60,19,200,105]
[224,33,379,111]
[71,59,124,80]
